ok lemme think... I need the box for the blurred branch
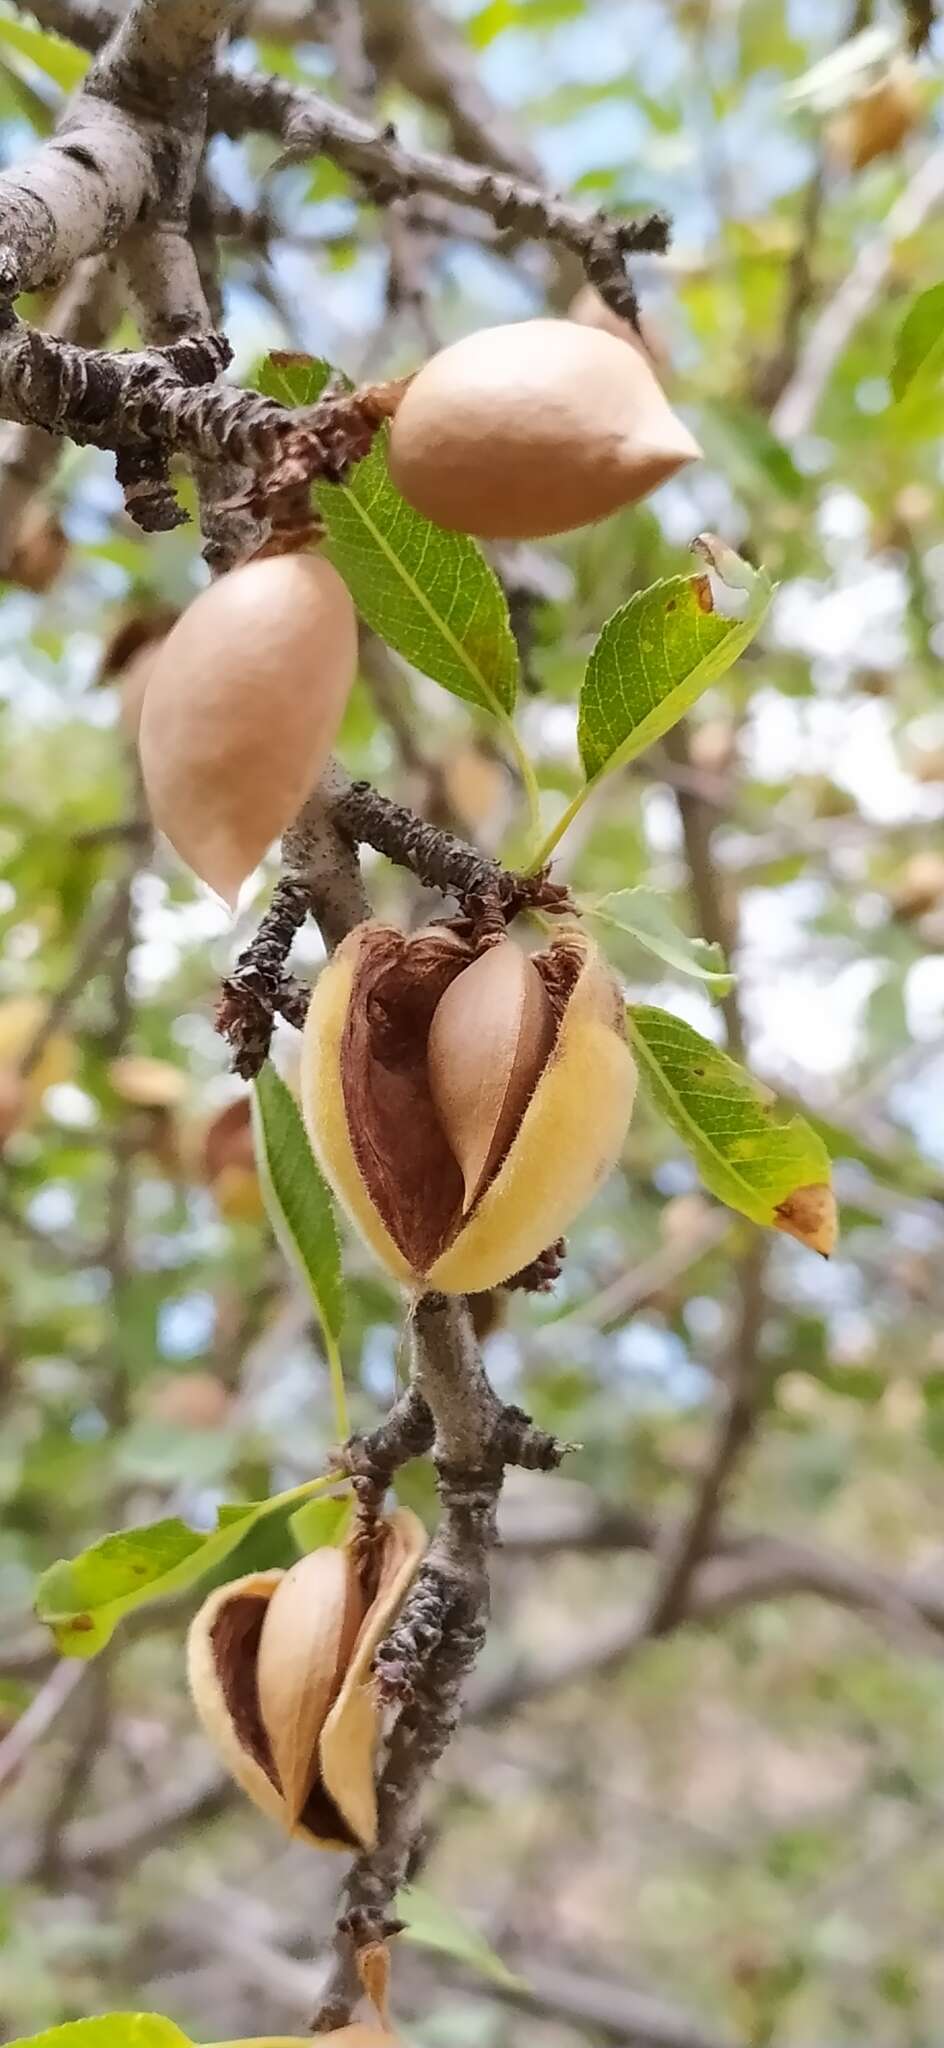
[773,143,944,442]
[638,1236,765,1638]
[0,1658,87,1793]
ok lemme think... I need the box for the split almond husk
[138,554,358,907]
[187,1509,424,1850]
[256,1546,366,1824]
[301,924,637,1293]
[387,318,700,539]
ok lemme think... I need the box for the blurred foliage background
[2,1,944,2044]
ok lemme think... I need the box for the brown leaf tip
[773,1183,838,1258]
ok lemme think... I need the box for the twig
[18,875,137,1080]
[217,767,571,1075]
[773,144,944,442]
[638,1235,765,1638]
[313,1292,567,2028]
[25,0,670,327]
[0,312,402,533]
[0,1658,87,1793]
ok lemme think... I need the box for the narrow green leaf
[398,1884,527,1990]
[891,285,944,402]
[316,427,520,719]
[256,350,333,408]
[0,6,89,90]
[289,1492,352,1555]
[626,1004,836,1248]
[577,539,772,787]
[35,1475,338,1656]
[252,1063,343,1343]
[3,2022,192,2048]
[585,887,734,995]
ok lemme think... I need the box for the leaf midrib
[625,1006,768,1220]
[333,477,511,722]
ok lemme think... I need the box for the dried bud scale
[300,924,636,1293]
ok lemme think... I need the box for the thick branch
[0,0,238,296]
[27,0,669,325]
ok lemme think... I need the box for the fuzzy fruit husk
[387,319,699,539]
[138,554,358,906]
[300,923,637,1293]
[187,1510,424,1851]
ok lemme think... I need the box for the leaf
[256,350,333,408]
[35,1474,339,1656]
[398,1884,527,1990]
[891,286,944,402]
[0,7,89,90]
[3,2017,193,2048]
[289,1492,352,1554]
[585,888,734,995]
[626,1005,837,1252]
[252,1062,343,1343]
[577,538,772,787]
[316,427,520,719]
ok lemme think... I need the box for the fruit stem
[504,719,542,846]
[325,1323,350,1442]
[523,782,589,873]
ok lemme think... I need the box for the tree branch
[0,0,238,298]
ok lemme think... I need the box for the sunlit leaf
[3,2017,193,2048]
[316,427,520,719]
[626,1004,836,1251]
[891,285,944,403]
[0,6,89,90]
[256,351,333,408]
[398,1884,527,1989]
[35,1474,340,1656]
[252,1063,343,1343]
[585,888,734,995]
[577,538,772,786]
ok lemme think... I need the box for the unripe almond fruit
[138,554,358,906]
[387,319,699,539]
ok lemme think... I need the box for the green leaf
[577,538,772,786]
[252,1063,343,1343]
[0,6,89,90]
[256,350,333,408]
[626,1005,836,1250]
[35,1474,339,1656]
[289,1492,352,1554]
[891,286,944,403]
[316,427,520,720]
[585,887,734,995]
[3,2017,193,2048]
[398,1884,527,1990]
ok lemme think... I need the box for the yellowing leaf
[626,1004,836,1251]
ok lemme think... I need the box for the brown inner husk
[340,927,584,1271]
